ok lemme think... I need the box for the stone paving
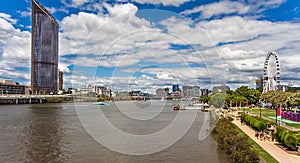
[231,115,300,163]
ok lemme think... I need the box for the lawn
[234,108,276,117]
[285,123,300,128]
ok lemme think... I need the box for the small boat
[89,102,110,106]
[184,103,203,110]
[201,103,211,111]
[173,104,180,110]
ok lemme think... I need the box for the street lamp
[275,104,278,125]
[259,102,262,119]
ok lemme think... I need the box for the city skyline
[1,0,300,94]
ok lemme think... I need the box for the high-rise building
[80,84,93,94]
[200,89,209,96]
[58,70,63,91]
[182,86,200,98]
[31,0,59,94]
[172,84,179,92]
[213,84,230,92]
[156,88,169,98]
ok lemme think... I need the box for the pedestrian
[259,132,263,141]
[255,132,259,139]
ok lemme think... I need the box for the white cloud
[58,63,71,73]
[0,18,15,31]
[0,13,17,24]
[59,3,153,56]
[71,0,90,6]
[133,0,192,7]
[18,11,31,17]
[45,7,57,14]
[181,1,250,19]
[0,15,31,82]
[104,3,138,17]
[181,0,286,19]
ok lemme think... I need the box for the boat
[173,104,180,110]
[89,102,110,106]
[201,103,211,111]
[184,103,203,110]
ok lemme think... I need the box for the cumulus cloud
[45,7,57,14]
[71,0,90,7]
[59,3,153,57]
[0,16,31,81]
[104,3,138,17]
[0,13,17,24]
[181,0,286,19]
[181,1,250,19]
[133,0,192,7]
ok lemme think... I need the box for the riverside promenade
[231,115,300,163]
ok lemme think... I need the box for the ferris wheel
[263,51,280,93]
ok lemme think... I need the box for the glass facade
[31,0,58,94]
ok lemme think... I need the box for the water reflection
[25,105,64,162]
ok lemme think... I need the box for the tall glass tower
[31,0,58,94]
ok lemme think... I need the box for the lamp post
[259,103,262,119]
[275,104,278,125]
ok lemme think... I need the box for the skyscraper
[172,84,179,92]
[31,0,58,94]
[58,70,63,91]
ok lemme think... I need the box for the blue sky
[1,0,300,93]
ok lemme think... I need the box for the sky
[1,0,300,93]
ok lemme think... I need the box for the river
[0,101,229,162]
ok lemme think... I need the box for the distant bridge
[0,95,73,104]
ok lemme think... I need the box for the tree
[200,95,210,103]
[287,92,300,108]
[210,92,226,108]
[261,91,300,108]
[224,86,261,107]
[247,89,261,105]
[287,87,297,92]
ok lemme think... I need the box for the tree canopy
[203,86,262,108]
[260,91,300,108]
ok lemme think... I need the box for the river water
[0,101,229,162]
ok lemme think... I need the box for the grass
[232,122,279,163]
[250,108,275,117]
[285,123,300,128]
[235,108,276,117]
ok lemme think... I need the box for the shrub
[240,114,273,132]
[213,118,259,163]
[227,116,234,121]
[275,126,300,151]
[284,133,298,151]
[46,97,63,103]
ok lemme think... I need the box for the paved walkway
[231,116,300,163]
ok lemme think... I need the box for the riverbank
[230,111,300,163]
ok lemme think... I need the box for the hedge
[240,114,274,132]
[275,126,300,151]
